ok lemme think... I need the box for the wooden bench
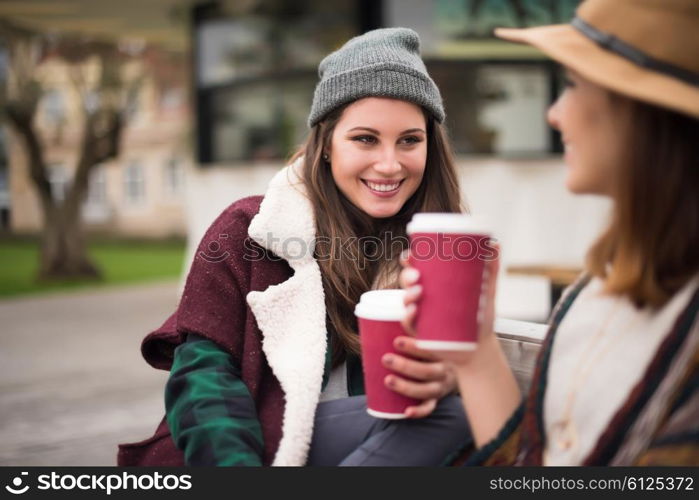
[494,318,548,393]
[507,265,582,309]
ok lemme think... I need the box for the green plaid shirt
[165,334,364,466]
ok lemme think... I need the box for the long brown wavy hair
[586,95,699,308]
[291,103,464,366]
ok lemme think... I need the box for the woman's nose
[547,98,561,130]
[373,148,401,175]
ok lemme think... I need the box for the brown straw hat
[495,0,699,118]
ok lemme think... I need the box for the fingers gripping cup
[355,290,421,419]
[407,213,493,351]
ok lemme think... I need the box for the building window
[124,161,145,205]
[163,157,184,196]
[385,0,578,54]
[160,88,184,112]
[426,61,553,155]
[48,163,70,202]
[84,90,101,114]
[86,165,107,206]
[124,90,141,121]
[42,89,66,125]
[383,0,579,156]
[194,0,366,164]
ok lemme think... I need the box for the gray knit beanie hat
[308,27,445,127]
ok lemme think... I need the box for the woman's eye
[352,135,377,144]
[400,136,422,145]
[563,77,576,88]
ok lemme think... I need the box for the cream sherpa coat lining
[246,160,329,466]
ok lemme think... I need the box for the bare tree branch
[67,64,89,107]
[4,103,53,206]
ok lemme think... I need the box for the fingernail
[383,354,393,366]
[409,285,422,296]
[404,268,420,282]
[395,338,406,349]
[386,376,395,387]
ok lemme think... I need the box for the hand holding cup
[381,335,457,418]
[399,243,500,366]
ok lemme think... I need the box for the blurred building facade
[4,46,190,238]
[193,0,574,164]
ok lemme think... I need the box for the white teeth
[366,181,400,192]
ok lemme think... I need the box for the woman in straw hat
[400,0,699,465]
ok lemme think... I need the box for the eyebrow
[347,127,426,135]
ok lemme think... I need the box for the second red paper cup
[407,213,492,351]
[355,289,420,419]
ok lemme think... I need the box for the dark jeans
[306,394,471,466]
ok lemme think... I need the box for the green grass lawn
[0,235,187,298]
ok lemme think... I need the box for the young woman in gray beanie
[118,27,471,466]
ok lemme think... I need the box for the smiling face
[328,97,428,219]
[547,69,631,196]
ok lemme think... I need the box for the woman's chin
[362,205,400,219]
[564,169,586,195]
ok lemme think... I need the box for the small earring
[322,153,329,162]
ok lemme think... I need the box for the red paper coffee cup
[407,213,492,351]
[355,290,420,419]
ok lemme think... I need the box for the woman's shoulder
[203,195,265,237]
[220,195,265,224]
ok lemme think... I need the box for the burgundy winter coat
[117,196,293,466]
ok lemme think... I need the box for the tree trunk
[3,31,128,283]
[6,101,104,283]
[37,202,101,281]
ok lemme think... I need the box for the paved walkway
[0,281,181,466]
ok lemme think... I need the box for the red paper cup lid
[354,289,406,321]
[407,213,491,235]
